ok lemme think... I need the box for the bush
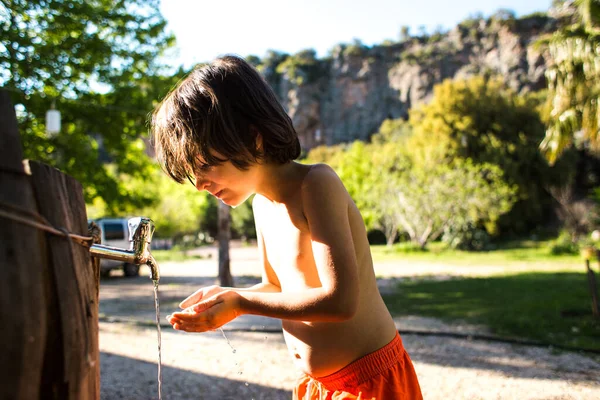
[392,242,429,253]
[548,231,579,255]
[443,224,491,251]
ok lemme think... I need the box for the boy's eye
[196,162,211,171]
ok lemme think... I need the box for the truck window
[104,222,125,241]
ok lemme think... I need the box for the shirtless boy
[152,55,422,399]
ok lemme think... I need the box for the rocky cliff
[263,12,563,149]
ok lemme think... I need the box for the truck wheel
[123,263,140,277]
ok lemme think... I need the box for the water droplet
[245,382,249,386]
[232,349,236,354]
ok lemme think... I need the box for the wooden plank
[62,165,100,399]
[0,91,47,399]
[29,161,98,399]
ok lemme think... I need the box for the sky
[159,0,552,68]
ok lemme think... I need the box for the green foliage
[399,26,411,42]
[458,12,484,30]
[307,120,516,249]
[442,223,491,251]
[408,76,571,234]
[275,49,322,85]
[2,0,178,211]
[548,230,580,255]
[371,118,412,144]
[88,164,217,241]
[307,141,387,231]
[489,8,516,24]
[371,239,582,265]
[342,39,368,57]
[230,196,256,240]
[384,160,517,248]
[538,0,600,163]
[519,11,548,20]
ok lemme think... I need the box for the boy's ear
[253,129,263,152]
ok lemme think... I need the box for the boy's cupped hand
[167,288,241,333]
[178,285,226,309]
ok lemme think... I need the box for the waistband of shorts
[312,332,404,391]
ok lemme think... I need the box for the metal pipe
[89,217,160,282]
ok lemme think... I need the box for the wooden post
[218,201,233,287]
[585,259,600,319]
[0,91,100,399]
[0,91,48,399]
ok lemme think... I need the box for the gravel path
[100,322,600,400]
[99,247,600,399]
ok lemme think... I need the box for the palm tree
[540,0,600,164]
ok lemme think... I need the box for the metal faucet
[90,217,160,282]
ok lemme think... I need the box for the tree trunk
[218,201,233,287]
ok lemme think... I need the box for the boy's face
[193,153,259,207]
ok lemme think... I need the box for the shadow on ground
[101,352,290,400]
[403,335,600,384]
[100,273,600,386]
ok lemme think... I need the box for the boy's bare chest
[259,205,317,288]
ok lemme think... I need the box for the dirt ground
[99,245,600,399]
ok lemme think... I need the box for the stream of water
[153,280,162,400]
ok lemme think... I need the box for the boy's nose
[195,177,211,191]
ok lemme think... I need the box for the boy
[153,55,423,399]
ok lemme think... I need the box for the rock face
[266,14,558,149]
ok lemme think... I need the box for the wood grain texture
[0,90,99,399]
[29,161,99,399]
[0,91,47,400]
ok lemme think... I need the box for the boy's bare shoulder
[252,193,269,215]
[301,163,348,200]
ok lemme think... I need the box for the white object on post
[46,104,61,136]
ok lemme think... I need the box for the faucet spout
[146,253,160,282]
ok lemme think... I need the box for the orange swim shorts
[293,333,423,399]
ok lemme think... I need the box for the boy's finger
[193,297,223,313]
[171,310,203,320]
[179,288,204,309]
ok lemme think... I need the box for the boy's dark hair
[151,55,301,184]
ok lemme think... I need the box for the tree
[218,202,233,287]
[230,196,256,240]
[407,76,567,234]
[306,123,412,245]
[399,26,411,42]
[1,0,177,211]
[539,0,600,163]
[382,160,516,249]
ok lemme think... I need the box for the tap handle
[128,217,155,248]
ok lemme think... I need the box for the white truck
[91,218,140,277]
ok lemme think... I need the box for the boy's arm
[178,202,280,310]
[171,166,359,330]
[235,165,359,321]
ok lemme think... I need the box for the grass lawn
[371,240,582,266]
[151,249,206,263]
[377,240,600,350]
[382,272,600,351]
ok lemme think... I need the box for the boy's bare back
[253,162,398,377]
